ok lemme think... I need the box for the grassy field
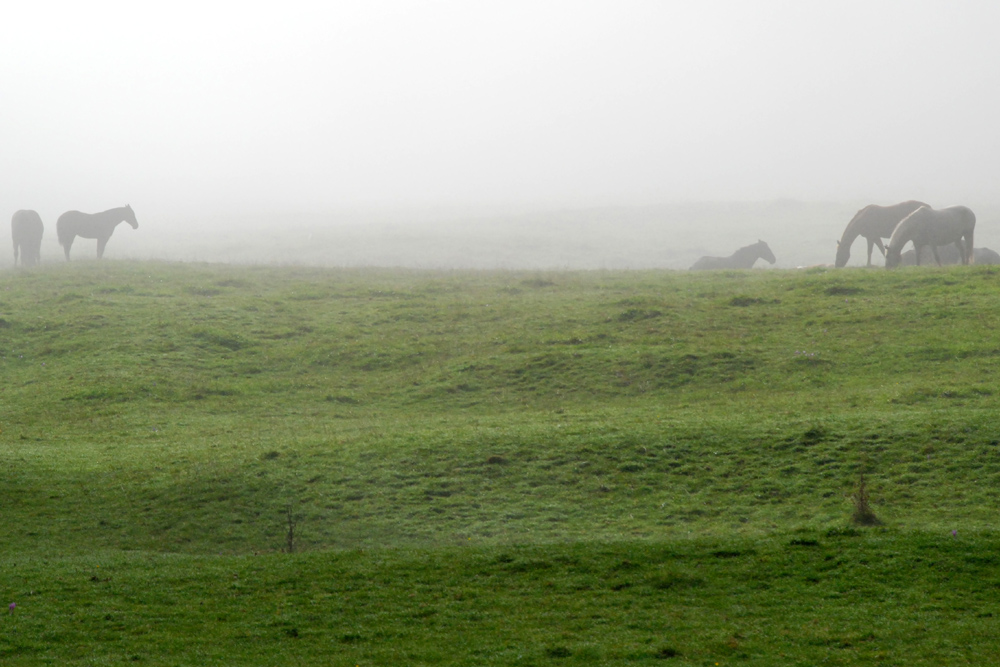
[2,261,1000,664]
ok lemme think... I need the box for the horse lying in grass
[835,200,928,267]
[885,205,975,268]
[11,209,44,266]
[57,205,138,260]
[901,245,999,266]
[690,240,776,270]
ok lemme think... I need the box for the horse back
[975,247,1000,264]
[893,205,976,251]
[948,205,976,230]
[690,256,725,270]
[12,210,43,247]
[12,210,43,234]
[56,210,86,225]
[12,210,44,264]
[859,200,928,237]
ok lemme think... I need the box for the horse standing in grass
[690,240,776,270]
[57,205,138,260]
[885,205,976,268]
[12,210,44,266]
[835,200,928,267]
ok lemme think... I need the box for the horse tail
[967,226,975,265]
[56,215,70,247]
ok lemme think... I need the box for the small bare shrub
[850,473,881,526]
[284,505,300,553]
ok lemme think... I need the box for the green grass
[3,532,999,665]
[2,261,1000,663]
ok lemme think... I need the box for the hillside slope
[2,262,999,554]
[4,262,1000,664]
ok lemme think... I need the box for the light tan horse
[885,205,976,268]
[835,200,928,267]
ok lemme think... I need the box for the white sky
[2,1,999,217]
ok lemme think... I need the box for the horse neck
[731,244,762,267]
[100,207,129,222]
[846,206,898,242]
[92,207,133,229]
[888,216,918,248]
[840,211,867,245]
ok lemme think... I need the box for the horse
[976,247,1000,265]
[11,210,44,266]
[884,205,975,269]
[901,245,999,266]
[56,205,138,260]
[690,240,776,270]
[835,200,928,267]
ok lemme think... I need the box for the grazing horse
[11,210,44,266]
[57,205,138,260]
[835,200,928,267]
[690,240,776,270]
[885,205,975,269]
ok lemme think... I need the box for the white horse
[835,200,928,267]
[884,205,975,268]
[56,205,138,260]
[690,240,776,270]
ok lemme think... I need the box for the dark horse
[12,209,44,266]
[57,205,138,260]
[690,240,776,270]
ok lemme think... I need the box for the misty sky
[3,1,999,218]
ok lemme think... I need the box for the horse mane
[888,206,930,245]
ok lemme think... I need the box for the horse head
[758,240,776,264]
[123,204,138,229]
[884,244,902,269]
[834,239,850,268]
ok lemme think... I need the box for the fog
[3,2,999,269]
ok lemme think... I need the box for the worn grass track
[2,261,999,663]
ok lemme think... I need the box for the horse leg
[97,236,108,259]
[13,241,18,266]
[874,237,887,257]
[930,246,943,266]
[866,238,875,266]
[954,241,968,265]
[966,231,975,265]
[63,236,73,261]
